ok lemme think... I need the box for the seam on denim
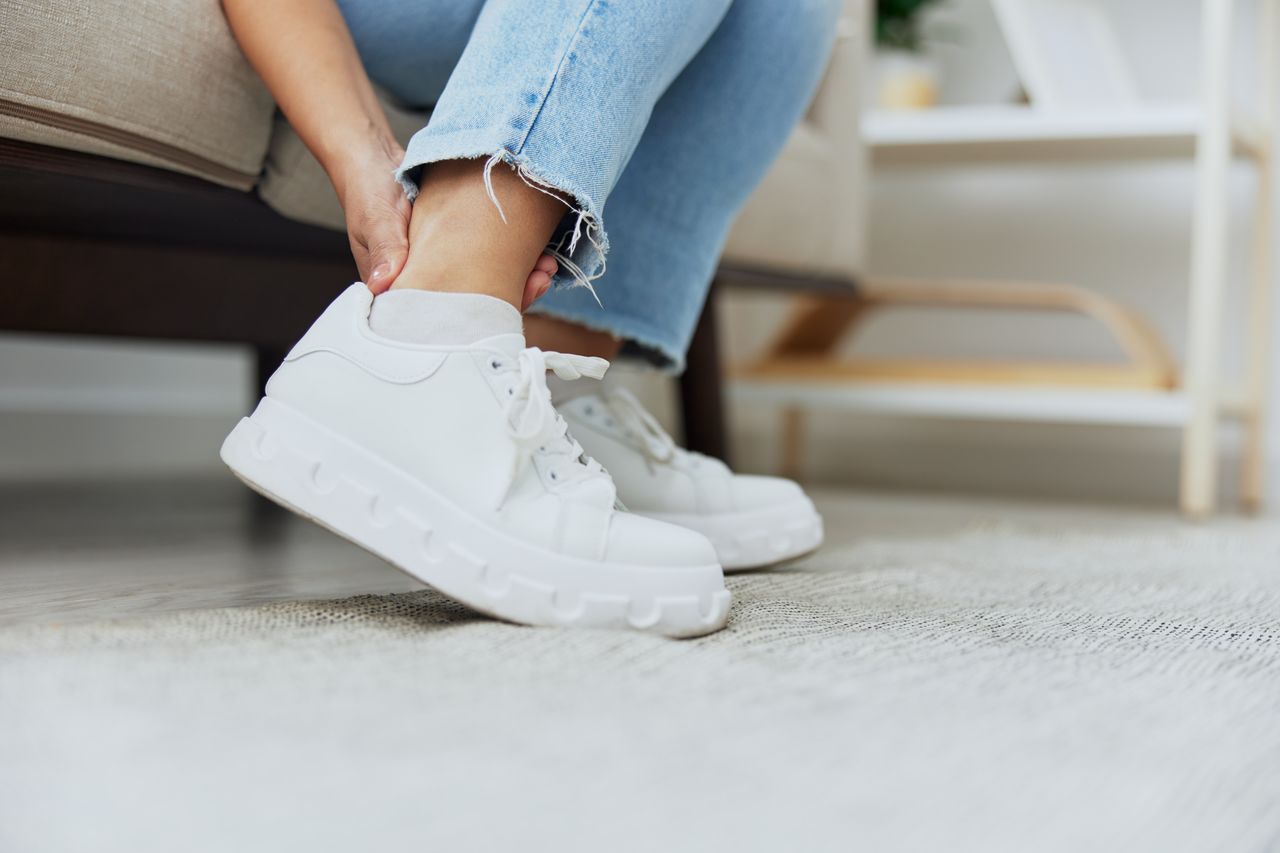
[510,0,600,157]
[478,0,606,302]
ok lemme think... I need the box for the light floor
[0,478,420,626]
[5,478,1280,852]
[2,475,1274,628]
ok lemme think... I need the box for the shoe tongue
[570,472,617,507]
[475,332,526,356]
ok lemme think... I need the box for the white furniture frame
[734,0,1277,516]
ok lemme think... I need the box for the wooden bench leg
[249,343,291,532]
[678,282,729,465]
[254,343,289,399]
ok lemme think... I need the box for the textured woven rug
[3,493,1279,853]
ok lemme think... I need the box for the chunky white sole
[642,498,824,572]
[221,398,731,638]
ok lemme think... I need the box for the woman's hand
[335,142,412,294]
[222,0,557,306]
[522,253,559,311]
[334,141,560,304]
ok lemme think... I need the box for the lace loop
[505,348,608,449]
[604,387,678,463]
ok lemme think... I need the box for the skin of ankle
[524,314,623,360]
[393,159,567,309]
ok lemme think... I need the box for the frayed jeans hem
[395,133,609,298]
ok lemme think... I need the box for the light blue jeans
[337,0,840,371]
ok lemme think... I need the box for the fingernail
[369,263,390,284]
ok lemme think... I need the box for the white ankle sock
[368,289,522,345]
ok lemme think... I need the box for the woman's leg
[343,0,741,309]
[385,1,740,303]
[338,0,562,308]
[225,0,769,635]
[528,0,843,371]
[394,159,566,308]
[523,0,841,572]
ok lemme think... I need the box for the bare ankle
[394,158,567,309]
[525,314,622,360]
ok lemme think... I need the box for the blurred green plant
[876,0,943,51]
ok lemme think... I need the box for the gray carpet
[2,492,1279,853]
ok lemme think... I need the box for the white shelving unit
[734,0,1277,515]
[864,104,1268,164]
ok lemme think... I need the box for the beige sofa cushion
[262,0,868,283]
[723,123,845,274]
[257,96,427,230]
[722,0,867,282]
[260,0,869,278]
[0,0,275,190]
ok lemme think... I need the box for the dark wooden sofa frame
[0,137,730,460]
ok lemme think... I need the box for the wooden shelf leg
[1181,0,1235,517]
[780,407,806,482]
[1241,0,1278,512]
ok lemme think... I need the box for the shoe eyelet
[549,471,558,481]
[507,388,513,396]
[490,359,502,370]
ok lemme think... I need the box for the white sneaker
[558,388,824,571]
[220,285,730,637]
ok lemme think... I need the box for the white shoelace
[601,387,689,466]
[497,347,611,498]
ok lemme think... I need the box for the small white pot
[874,48,939,110]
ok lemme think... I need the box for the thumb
[365,226,409,295]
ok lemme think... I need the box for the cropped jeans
[336,0,840,371]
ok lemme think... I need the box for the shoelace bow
[501,347,610,491]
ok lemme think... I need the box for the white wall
[0,334,250,479]
[1,0,1276,513]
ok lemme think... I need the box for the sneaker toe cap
[731,474,808,511]
[604,513,718,567]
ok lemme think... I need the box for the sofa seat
[0,0,275,190]
[0,0,866,465]
[1,0,866,289]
